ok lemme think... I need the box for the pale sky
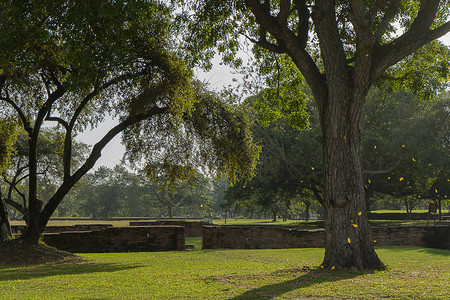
[79,33,450,170]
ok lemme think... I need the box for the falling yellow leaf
[435,189,438,193]
[200,204,203,208]
[320,265,324,268]
[400,177,404,181]
[373,240,377,243]
[352,224,358,228]
[388,177,391,180]
[365,185,368,189]
[412,158,416,162]
[402,145,406,148]
[344,136,347,140]
[368,179,371,184]
[374,145,377,149]
[358,211,362,216]
[311,167,315,170]
[348,237,351,243]
[331,266,335,270]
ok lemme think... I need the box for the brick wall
[43,226,185,253]
[130,220,211,237]
[202,226,325,249]
[202,225,450,250]
[11,224,113,235]
[368,213,450,220]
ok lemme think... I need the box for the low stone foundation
[43,226,185,253]
[202,225,450,250]
[11,224,113,235]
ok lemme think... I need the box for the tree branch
[0,95,32,135]
[245,0,327,107]
[243,34,287,53]
[278,0,291,25]
[39,105,170,230]
[372,0,449,79]
[374,0,401,43]
[294,0,310,48]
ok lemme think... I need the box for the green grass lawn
[0,246,448,299]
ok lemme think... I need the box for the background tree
[0,0,259,244]
[180,0,450,269]
[362,90,450,212]
[1,129,88,222]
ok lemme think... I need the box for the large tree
[182,0,450,269]
[0,1,259,244]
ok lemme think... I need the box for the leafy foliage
[0,0,259,241]
[0,119,18,172]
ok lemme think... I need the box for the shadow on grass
[231,268,368,300]
[0,262,139,281]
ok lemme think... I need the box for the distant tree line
[224,89,450,220]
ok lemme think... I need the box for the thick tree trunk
[0,188,12,241]
[24,134,42,244]
[320,91,385,270]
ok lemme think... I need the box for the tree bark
[320,90,384,270]
[0,188,12,241]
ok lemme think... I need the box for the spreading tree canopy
[178,0,450,269]
[0,0,259,244]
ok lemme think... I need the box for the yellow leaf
[320,265,324,268]
[200,204,203,208]
[374,145,376,149]
[373,240,377,243]
[435,189,438,193]
[352,224,358,228]
[358,211,362,216]
[399,177,404,181]
[344,136,347,140]
[388,177,391,180]
[311,167,315,170]
[412,158,416,162]
[348,237,351,243]
[402,145,406,148]
[368,179,371,184]
[331,266,335,270]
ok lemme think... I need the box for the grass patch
[0,246,448,299]
[185,237,203,250]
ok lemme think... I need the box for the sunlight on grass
[0,247,448,299]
